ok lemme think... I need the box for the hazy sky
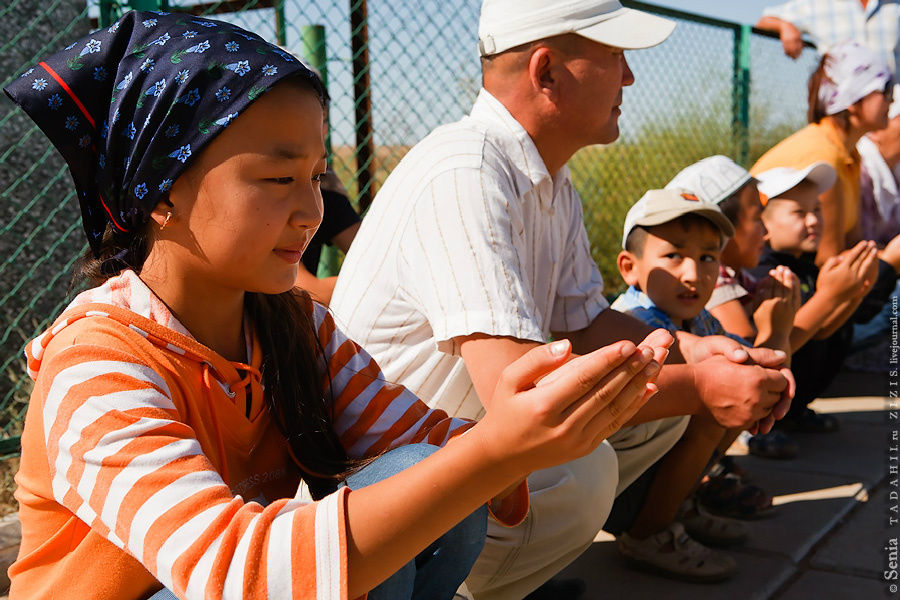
[651,1,778,25]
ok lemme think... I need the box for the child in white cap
[750,163,881,434]
[752,41,892,264]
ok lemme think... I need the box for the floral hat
[3,10,319,254]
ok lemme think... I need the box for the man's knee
[530,441,619,536]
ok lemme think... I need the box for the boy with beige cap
[332,2,793,597]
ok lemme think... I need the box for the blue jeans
[149,443,487,600]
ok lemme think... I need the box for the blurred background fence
[0,0,818,458]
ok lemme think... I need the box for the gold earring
[161,211,173,230]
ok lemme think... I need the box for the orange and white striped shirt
[10,270,500,600]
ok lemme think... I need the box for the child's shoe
[743,430,799,459]
[676,497,748,546]
[618,522,736,582]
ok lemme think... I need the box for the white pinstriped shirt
[763,0,900,78]
[330,89,609,420]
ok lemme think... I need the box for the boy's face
[619,218,722,324]
[761,180,822,256]
[722,182,765,270]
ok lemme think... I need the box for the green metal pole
[732,24,751,165]
[274,0,287,47]
[99,0,118,27]
[129,0,162,11]
[300,25,339,279]
[350,0,375,215]
[300,25,332,158]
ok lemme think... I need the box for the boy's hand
[753,267,800,337]
[817,241,877,300]
[880,233,900,274]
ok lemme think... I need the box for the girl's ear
[149,199,175,229]
[617,250,640,287]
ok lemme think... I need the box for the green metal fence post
[274,0,287,47]
[129,0,163,11]
[350,0,375,215]
[99,0,119,28]
[732,24,752,165]
[301,25,338,278]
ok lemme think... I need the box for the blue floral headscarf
[3,10,320,254]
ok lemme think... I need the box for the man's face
[560,38,635,146]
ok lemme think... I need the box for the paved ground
[0,369,892,599]
[555,369,895,600]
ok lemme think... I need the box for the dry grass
[0,459,18,517]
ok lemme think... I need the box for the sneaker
[676,497,748,546]
[618,522,737,583]
[746,430,799,460]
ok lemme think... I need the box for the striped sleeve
[313,304,475,457]
[314,305,530,527]
[37,340,350,600]
[761,0,814,28]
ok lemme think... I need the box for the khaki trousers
[465,416,689,600]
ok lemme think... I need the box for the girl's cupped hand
[470,330,672,480]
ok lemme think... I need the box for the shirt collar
[622,286,657,310]
[469,88,555,193]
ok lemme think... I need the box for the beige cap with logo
[622,189,735,249]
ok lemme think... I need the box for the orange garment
[10,270,523,600]
[751,120,861,235]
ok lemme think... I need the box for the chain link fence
[0,0,819,456]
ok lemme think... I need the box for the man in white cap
[331,1,793,597]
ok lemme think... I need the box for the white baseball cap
[622,189,735,249]
[665,155,754,206]
[754,162,837,205]
[478,0,676,57]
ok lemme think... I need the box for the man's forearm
[622,362,701,425]
[756,15,788,33]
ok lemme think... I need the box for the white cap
[754,162,837,205]
[478,0,676,57]
[622,189,735,249]
[665,155,754,206]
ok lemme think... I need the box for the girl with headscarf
[752,40,893,264]
[3,11,665,600]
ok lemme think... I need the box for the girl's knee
[345,443,441,489]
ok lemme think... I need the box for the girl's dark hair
[808,54,850,129]
[74,73,355,500]
[76,227,354,499]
